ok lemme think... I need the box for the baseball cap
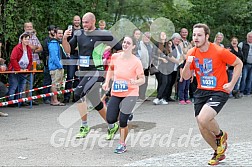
[47,25,56,31]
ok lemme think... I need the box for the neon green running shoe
[76,126,90,139]
[106,123,119,140]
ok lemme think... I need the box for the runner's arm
[228,57,243,87]
[182,56,194,80]
[62,29,72,54]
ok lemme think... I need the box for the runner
[182,23,243,165]
[102,36,144,153]
[62,12,121,139]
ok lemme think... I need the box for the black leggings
[106,96,137,128]
[74,70,104,111]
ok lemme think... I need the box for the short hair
[24,22,33,28]
[193,23,210,36]
[56,27,63,33]
[143,32,151,39]
[214,32,224,42]
[231,37,238,41]
[99,20,106,25]
[247,31,252,37]
[83,12,96,21]
[215,32,224,38]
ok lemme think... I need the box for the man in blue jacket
[48,28,65,106]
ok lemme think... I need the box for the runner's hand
[187,56,195,63]
[63,29,72,38]
[223,83,234,93]
[102,83,109,91]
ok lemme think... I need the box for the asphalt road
[0,93,251,166]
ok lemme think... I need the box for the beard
[50,32,55,37]
[195,38,207,48]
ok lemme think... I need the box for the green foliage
[0,0,251,53]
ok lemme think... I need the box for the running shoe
[76,126,90,139]
[114,143,127,154]
[179,100,187,105]
[216,131,228,154]
[208,151,226,165]
[106,123,119,140]
[160,99,168,105]
[0,112,8,117]
[128,113,133,121]
[153,98,160,105]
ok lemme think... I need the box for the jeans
[178,79,190,101]
[189,76,197,98]
[227,69,242,91]
[42,66,52,101]
[239,64,252,94]
[8,74,27,100]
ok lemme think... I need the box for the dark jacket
[42,37,50,67]
[240,41,250,64]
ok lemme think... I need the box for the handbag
[149,64,159,75]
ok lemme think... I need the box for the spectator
[20,22,42,105]
[98,20,106,30]
[138,32,153,101]
[63,15,81,103]
[0,81,8,117]
[227,37,244,98]
[48,28,65,106]
[133,29,142,59]
[152,32,170,105]
[41,25,56,104]
[238,31,252,95]
[214,32,224,48]
[0,58,8,116]
[179,28,197,101]
[177,59,191,104]
[8,33,32,103]
[163,33,183,102]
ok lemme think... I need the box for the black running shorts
[194,89,229,117]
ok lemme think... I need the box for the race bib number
[79,56,90,67]
[113,80,128,92]
[200,76,217,88]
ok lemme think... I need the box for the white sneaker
[0,112,8,117]
[160,99,168,105]
[153,98,160,105]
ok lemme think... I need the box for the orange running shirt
[186,43,236,93]
[110,52,144,97]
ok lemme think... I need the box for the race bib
[79,56,90,67]
[200,76,217,88]
[113,80,128,92]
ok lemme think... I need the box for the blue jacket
[48,39,63,71]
